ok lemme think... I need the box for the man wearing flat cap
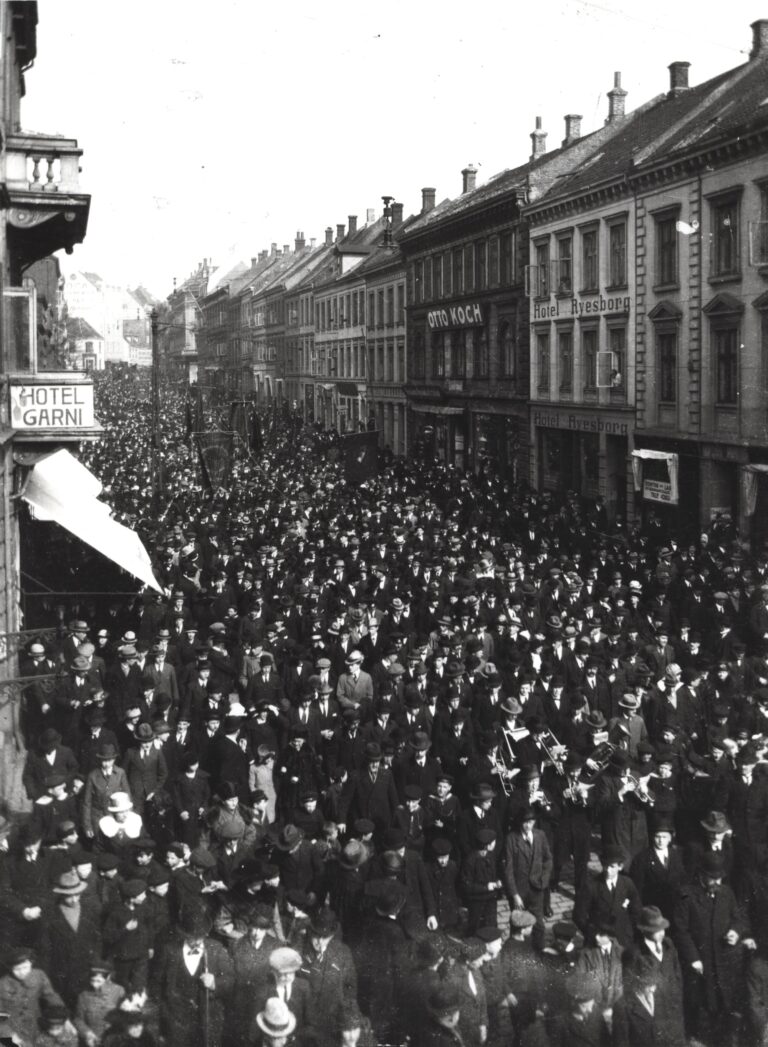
[0,947,64,1046]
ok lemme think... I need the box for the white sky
[22,0,763,298]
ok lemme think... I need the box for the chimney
[336,223,345,241]
[366,208,376,223]
[310,238,316,249]
[391,202,404,226]
[562,114,582,146]
[668,62,690,96]
[421,187,436,213]
[348,215,358,235]
[462,165,477,194]
[283,244,291,255]
[251,257,259,268]
[606,72,627,123]
[325,227,333,246]
[295,232,306,251]
[270,243,277,256]
[258,250,268,262]
[530,116,547,160]
[751,19,768,58]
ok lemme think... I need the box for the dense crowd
[6,366,768,1047]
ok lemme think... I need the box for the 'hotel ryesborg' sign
[10,383,95,429]
[533,294,630,320]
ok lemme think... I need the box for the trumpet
[563,779,594,806]
[624,772,655,805]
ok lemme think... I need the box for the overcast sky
[22,0,763,299]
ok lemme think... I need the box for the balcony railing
[5,132,84,194]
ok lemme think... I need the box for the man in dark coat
[22,728,80,802]
[503,807,553,950]
[574,843,641,949]
[623,906,686,1047]
[355,883,410,1044]
[298,907,358,1038]
[673,852,755,1044]
[207,713,251,803]
[122,723,169,815]
[157,905,235,1047]
[629,815,686,920]
[39,868,103,1009]
[340,743,399,836]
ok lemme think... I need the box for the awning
[21,449,163,592]
[631,448,679,502]
[743,464,768,516]
[412,403,465,416]
[336,381,361,397]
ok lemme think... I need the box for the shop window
[608,220,627,287]
[714,324,739,404]
[711,194,741,278]
[657,330,677,403]
[557,236,572,294]
[451,330,466,379]
[583,434,599,480]
[473,327,489,378]
[581,228,599,291]
[431,332,444,378]
[582,327,597,391]
[558,329,573,393]
[544,431,561,474]
[537,330,550,395]
[498,320,516,378]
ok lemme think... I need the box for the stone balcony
[4,131,90,272]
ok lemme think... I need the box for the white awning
[631,448,679,502]
[21,449,163,593]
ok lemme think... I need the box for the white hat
[256,998,297,1038]
[107,792,133,814]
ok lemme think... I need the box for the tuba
[581,739,616,784]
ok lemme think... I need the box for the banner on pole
[337,430,380,482]
[194,431,235,491]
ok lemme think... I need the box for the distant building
[63,271,132,363]
[66,316,104,370]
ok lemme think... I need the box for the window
[714,325,738,403]
[414,261,423,303]
[351,292,358,327]
[712,196,740,277]
[535,241,550,298]
[657,330,677,403]
[489,237,499,286]
[582,327,597,390]
[473,327,489,378]
[558,329,573,393]
[500,232,514,285]
[754,183,768,265]
[475,241,487,290]
[424,259,433,302]
[377,289,385,328]
[582,228,599,290]
[608,326,626,389]
[397,342,404,382]
[431,332,444,378]
[608,221,627,287]
[498,320,515,378]
[537,330,550,394]
[450,330,466,379]
[464,244,474,291]
[453,248,464,294]
[396,284,405,324]
[368,292,375,328]
[386,286,394,325]
[434,256,443,299]
[656,214,678,287]
[557,236,572,293]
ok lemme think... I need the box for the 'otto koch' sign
[10,383,95,429]
[427,302,484,329]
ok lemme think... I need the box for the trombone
[536,727,567,777]
[493,727,524,796]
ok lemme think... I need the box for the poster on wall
[643,478,677,504]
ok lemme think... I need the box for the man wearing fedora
[335,650,374,717]
[253,997,297,1047]
[393,730,440,803]
[594,750,650,863]
[158,905,234,1047]
[685,810,736,884]
[339,742,398,838]
[503,807,553,949]
[673,851,756,1044]
[274,825,324,903]
[22,728,80,803]
[122,723,169,817]
[299,907,357,1040]
[608,693,648,761]
[623,905,686,1046]
[40,868,103,1009]
[81,742,131,839]
[230,904,279,1043]
[574,844,641,949]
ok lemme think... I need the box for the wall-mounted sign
[533,409,629,437]
[643,478,677,505]
[427,302,483,330]
[10,383,95,429]
[533,293,631,320]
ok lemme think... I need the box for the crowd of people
[5,366,768,1047]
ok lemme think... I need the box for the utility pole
[150,307,163,511]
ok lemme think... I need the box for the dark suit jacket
[342,766,399,832]
[503,828,553,897]
[158,938,235,1047]
[574,871,641,947]
[122,745,168,808]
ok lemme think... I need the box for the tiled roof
[66,316,102,340]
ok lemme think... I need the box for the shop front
[410,403,466,468]
[532,405,632,519]
[472,408,529,484]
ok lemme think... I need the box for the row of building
[161,19,768,545]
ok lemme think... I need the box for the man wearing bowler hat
[122,722,168,816]
[158,905,234,1047]
[81,741,130,839]
[339,742,399,837]
[624,905,686,1046]
[299,907,357,1036]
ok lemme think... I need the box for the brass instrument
[582,741,616,784]
[493,727,524,796]
[563,779,594,806]
[536,727,567,777]
[624,771,655,805]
